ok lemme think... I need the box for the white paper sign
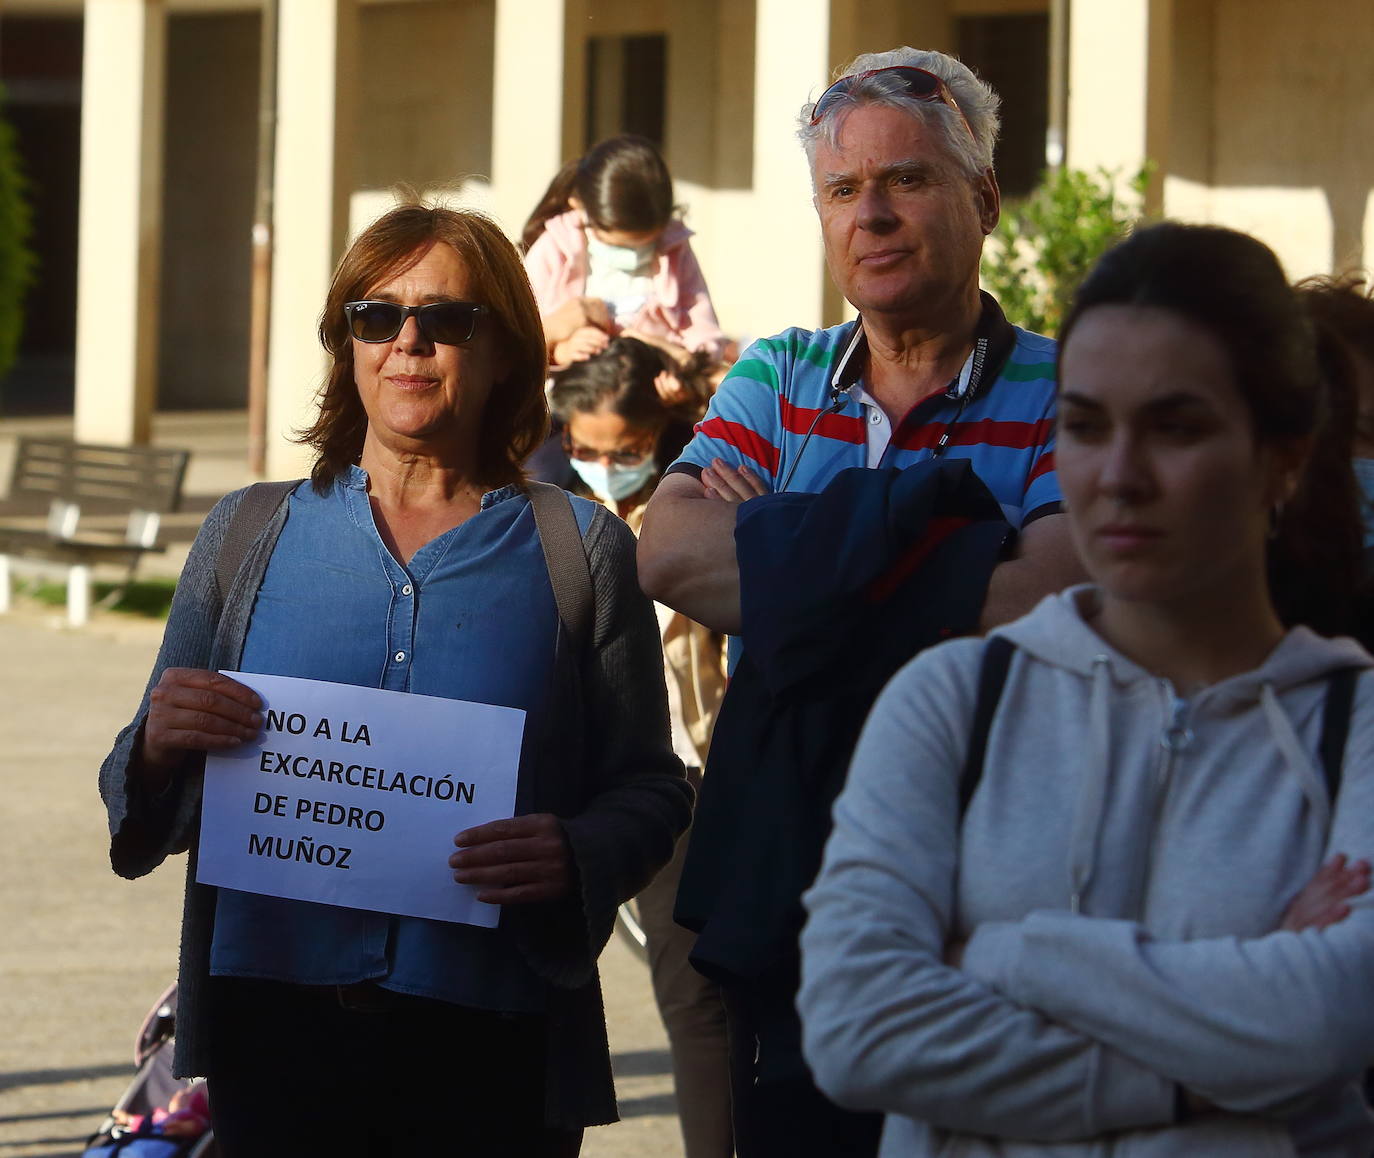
[196,671,525,927]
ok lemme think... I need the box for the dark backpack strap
[527,481,593,655]
[214,480,299,602]
[1319,666,1360,804]
[959,636,1016,816]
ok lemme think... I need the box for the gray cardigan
[99,484,693,1128]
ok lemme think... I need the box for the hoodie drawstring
[1067,655,1114,913]
[1259,681,1332,831]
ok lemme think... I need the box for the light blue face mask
[569,455,657,503]
[1352,458,1374,549]
[586,233,656,275]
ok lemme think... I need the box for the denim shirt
[210,467,590,1012]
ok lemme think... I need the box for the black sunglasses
[343,299,489,345]
[810,65,974,142]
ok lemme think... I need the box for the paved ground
[0,413,688,1157]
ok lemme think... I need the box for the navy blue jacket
[675,457,1011,983]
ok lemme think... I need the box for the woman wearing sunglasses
[798,223,1374,1156]
[99,203,692,1156]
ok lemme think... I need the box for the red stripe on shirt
[779,397,867,444]
[891,416,1054,454]
[1027,449,1056,485]
[696,417,781,474]
[865,515,972,604]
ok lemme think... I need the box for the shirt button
[401,584,413,596]
[869,410,882,425]
[394,650,407,663]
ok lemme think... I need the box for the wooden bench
[0,437,190,626]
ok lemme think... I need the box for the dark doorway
[958,13,1050,199]
[1,16,83,416]
[585,33,667,148]
[158,11,260,410]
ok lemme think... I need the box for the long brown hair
[299,202,549,492]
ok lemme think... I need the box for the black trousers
[205,976,583,1158]
[721,960,883,1158]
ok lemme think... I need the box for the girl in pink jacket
[523,135,727,371]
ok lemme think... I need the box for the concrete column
[751,0,832,335]
[489,0,574,239]
[73,0,165,446]
[264,0,358,480]
[1065,0,1171,210]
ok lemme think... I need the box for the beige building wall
[487,0,581,238]
[347,2,498,260]
[353,0,495,196]
[264,0,359,479]
[1064,0,1156,192]
[674,0,758,343]
[52,0,1374,466]
[1206,0,1373,278]
[73,0,166,445]
[1067,0,1373,279]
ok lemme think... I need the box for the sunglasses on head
[343,299,489,346]
[810,65,974,142]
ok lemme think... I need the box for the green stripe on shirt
[726,357,782,392]
[753,333,836,371]
[1000,360,1057,383]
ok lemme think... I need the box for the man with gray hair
[639,47,1083,1156]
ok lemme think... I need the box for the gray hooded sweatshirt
[799,586,1374,1157]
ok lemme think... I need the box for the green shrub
[27,576,178,619]
[0,82,36,383]
[981,165,1149,337]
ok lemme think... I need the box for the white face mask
[569,455,657,503]
[586,233,656,275]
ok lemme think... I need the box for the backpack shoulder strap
[1319,666,1360,804]
[215,480,299,602]
[959,635,1017,816]
[527,481,594,655]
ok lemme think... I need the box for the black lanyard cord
[931,390,974,460]
[778,393,849,494]
[777,318,992,489]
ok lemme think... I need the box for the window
[585,34,666,147]
[957,13,1050,198]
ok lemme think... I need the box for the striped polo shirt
[670,299,1061,529]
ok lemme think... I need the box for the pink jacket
[524,209,726,359]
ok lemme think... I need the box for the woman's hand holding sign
[142,668,263,789]
[450,814,572,904]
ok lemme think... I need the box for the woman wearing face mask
[523,135,727,372]
[798,223,1374,1157]
[550,336,734,1158]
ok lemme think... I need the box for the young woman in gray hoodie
[798,223,1374,1157]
